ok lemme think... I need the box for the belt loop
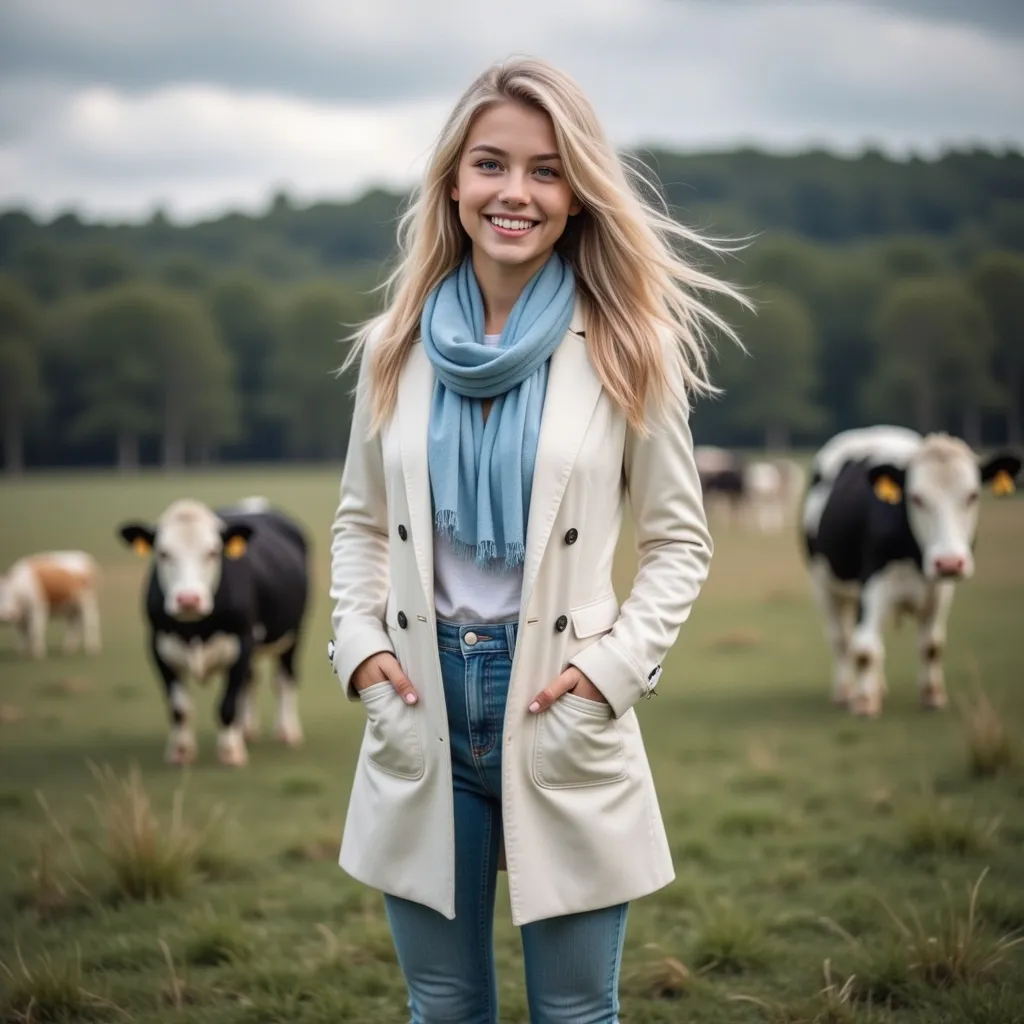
[506,621,516,658]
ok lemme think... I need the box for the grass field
[1,467,1023,1024]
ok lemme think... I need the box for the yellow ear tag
[132,537,151,557]
[992,470,1016,497]
[873,475,902,505]
[224,535,248,559]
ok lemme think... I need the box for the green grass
[1,468,1023,1023]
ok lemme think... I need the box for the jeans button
[464,631,478,646]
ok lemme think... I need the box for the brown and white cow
[803,426,1020,716]
[0,551,101,658]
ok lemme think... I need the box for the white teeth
[489,216,535,231]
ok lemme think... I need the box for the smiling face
[451,100,581,288]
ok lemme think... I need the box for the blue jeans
[384,618,629,1024]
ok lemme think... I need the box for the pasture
[1,467,1023,1024]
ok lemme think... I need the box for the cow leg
[25,600,48,659]
[151,636,196,765]
[809,559,855,706]
[848,577,892,718]
[217,641,252,767]
[917,581,955,711]
[274,645,303,747]
[78,589,102,655]
[241,673,261,741]
[61,608,83,654]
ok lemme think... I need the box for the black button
[398,524,408,541]
[564,528,578,545]
[554,615,568,632]
[397,611,408,629]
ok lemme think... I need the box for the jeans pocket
[533,693,626,789]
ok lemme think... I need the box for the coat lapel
[397,344,436,604]
[397,301,600,613]
[521,303,602,610]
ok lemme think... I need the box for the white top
[433,333,523,624]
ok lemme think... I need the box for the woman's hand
[528,666,608,713]
[351,652,419,704]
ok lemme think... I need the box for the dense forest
[1,147,1022,472]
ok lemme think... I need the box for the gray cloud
[704,0,1024,36]
[0,0,1021,220]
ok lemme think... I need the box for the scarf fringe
[436,510,525,573]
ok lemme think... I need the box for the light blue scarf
[421,252,575,569]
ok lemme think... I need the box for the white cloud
[0,0,1021,220]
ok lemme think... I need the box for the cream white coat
[329,304,712,926]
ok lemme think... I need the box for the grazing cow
[118,498,310,766]
[695,446,747,524]
[803,426,1020,716]
[696,446,806,533]
[0,551,101,658]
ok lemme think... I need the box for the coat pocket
[359,681,424,780]
[533,692,627,789]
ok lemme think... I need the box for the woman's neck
[472,249,550,335]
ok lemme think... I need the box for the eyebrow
[468,144,562,161]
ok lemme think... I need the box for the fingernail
[405,693,417,704]
[529,701,540,713]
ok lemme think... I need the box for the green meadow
[1,468,1022,1023]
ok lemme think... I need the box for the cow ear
[980,452,1021,497]
[867,463,906,505]
[222,524,253,560]
[119,524,155,556]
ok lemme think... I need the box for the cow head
[118,500,252,620]
[868,435,1021,581]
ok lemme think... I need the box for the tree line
[0,147,1022,472]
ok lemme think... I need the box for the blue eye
[535,167,557,178]
[477,160,500,172]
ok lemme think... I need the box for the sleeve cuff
[569,634,657,719]
[332,616,395,701]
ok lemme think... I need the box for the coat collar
[397,298,601,611]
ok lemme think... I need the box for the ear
[867,463,906,505]
[568,195,583,216]
[222,524,253,560]
[980,452,1021,496]
[450,183,460,202]
[119,523,155,557]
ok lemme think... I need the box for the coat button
[555,615,568,632]
[398,524,408,541]
[564,528,578,545]
[397,611,408,629]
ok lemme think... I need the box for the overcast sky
[1,0,1021,223]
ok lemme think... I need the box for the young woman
[330,55,744,1024]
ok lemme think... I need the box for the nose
[176,591,203,612]
[933,555,966,578]
[499,170,529,206]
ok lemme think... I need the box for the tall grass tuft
[87,762,225,903]
[902,797,999,857]
[0,946,121,1022]
[956,682,1015,779]
[826,869,1024,1002]
[689,901,772,974]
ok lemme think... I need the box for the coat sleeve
[329,332,395,700]
[569,346,713,718]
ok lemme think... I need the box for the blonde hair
[345,55,748,435]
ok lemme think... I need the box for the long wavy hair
[345,55,748,435]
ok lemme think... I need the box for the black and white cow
[118,498,310,766]
[696,446,805,533]
[802,426,1020,717]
